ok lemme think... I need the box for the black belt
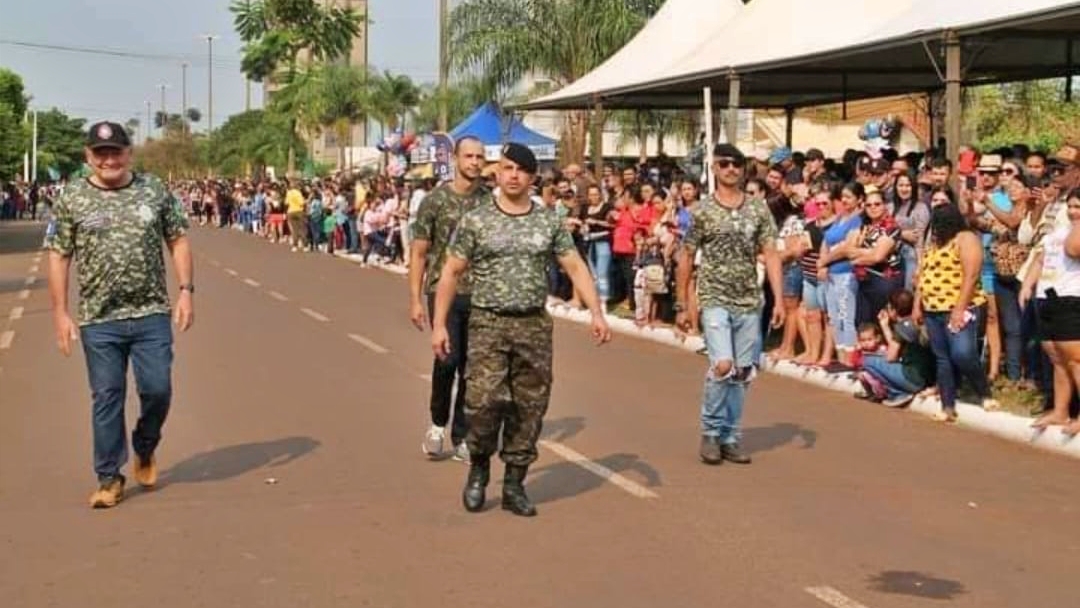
[474,306,544,317]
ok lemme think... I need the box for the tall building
[310,0,369,168]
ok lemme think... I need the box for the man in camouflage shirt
[432,143,612,517]
[408,137,490,461]
[47,122,194,509]
[675,143,784,467]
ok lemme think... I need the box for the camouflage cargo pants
[465,308,553,466]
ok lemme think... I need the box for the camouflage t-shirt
[47,173,190,326]
[411,183,492,294]
[684,196,777,313]
[448,200,575,312]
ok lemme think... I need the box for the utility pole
[31,109,38,182]
[437,0,449,131]
[245,78,251,112]
[203,34,218,135]
[145,100,152,144]
[181,62,189,134]
[158,83,169,136]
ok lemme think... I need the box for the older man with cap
[432,142,612,517]
[47,121,194,509]
[675,143,784,466]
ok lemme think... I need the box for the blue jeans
[587,239,612,303]
[80,314,174,482]
[925,307,992,410]
[700,307,761,444]
[308,217,323,247]
[344,218,359,253]
[994,275,1022,381]
[862,353,925,399]
[900,244,918,291]
[826,272,858,348]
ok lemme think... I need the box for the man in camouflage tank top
[408,136,490,462]
[432,143,612,517]
[46,122,194,509]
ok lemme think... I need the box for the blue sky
[0,0,441,132]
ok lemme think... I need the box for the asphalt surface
[2,220,1078,608]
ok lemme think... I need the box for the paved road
[2,220,1078,608]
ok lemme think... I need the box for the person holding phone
[913,203,998,422]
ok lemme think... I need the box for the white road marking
[0,331,13,350]
[224,268,239,277]
[538,440,659,499]
[418,373,432,381]
[17,290,30,300]
[209,259,221,267]
[347,333,388,354]
[29,265,39,273]
[300,308,329,322]
[268,291,289,302]
[805,586,872,608]
[24,276,35,286]
[243,278,261,287]
[9,307,23,321]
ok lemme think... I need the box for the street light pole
[145,100,152,144]
[181,62,189,134]
[203,34,218,135]
[31,109,37,182]
[437,0,449,132]
[158,83,169,136]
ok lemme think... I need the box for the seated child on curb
[855,290,934,407]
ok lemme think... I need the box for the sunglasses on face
[715,159,740,169]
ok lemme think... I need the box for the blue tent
[449,102,557,160]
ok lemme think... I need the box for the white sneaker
[451,442,470,463]
[422,425,445,458]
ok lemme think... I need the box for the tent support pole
[944,30,962,169]
[841,73,848,120]
[703,87,715,194]
[926,91,936,150]
[591,98,603,175]
[1066,39,1074,103]
[784,107,794,148]
[726,73,740,145]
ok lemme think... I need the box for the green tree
[0,68,30,180]
[32,108,87,180]
[230,0,363,175]
[414,78,491,133]
[370,70,420,134]
[449,0,663,164]
[306,63,374,170]
[210,109,302,177]
[966,79,1080,151]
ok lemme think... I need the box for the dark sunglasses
[715,158,741,169]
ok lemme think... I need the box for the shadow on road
[0,222,46,256]
[867,570,967,600]
[540,416,587,442]
[160,436,321,484]
[742,422,817,455]
[0,278,45,296]
[527,452,661,505]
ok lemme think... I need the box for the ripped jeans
[700,306,761,445]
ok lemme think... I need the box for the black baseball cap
[86,121,131,149]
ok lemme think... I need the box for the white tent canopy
[518,0,1080,110]
[521,0,744,109]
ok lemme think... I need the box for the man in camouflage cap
[674,143,784,467]
[432,143,612,517]
[408,136,490,461]
[47,121,194,509]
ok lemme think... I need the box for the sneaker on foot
[133,453,157,488]
[451,442,470,463]
[422,425,445,458]
[883,394,914,408]
[89,476,125,509]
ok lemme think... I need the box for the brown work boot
[89,476,125,509]
[699,435,724,465]
[133,453,157,488]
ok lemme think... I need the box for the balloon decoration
[858,116,902,156]
[375,128,423,178]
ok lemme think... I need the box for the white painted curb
[544,304,1080,460]
[333,251,408,275]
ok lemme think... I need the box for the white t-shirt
[1038,223,1080,298]
[408,188,426,227]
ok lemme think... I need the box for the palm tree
[312,63,375,170]
[370,70,420,136]
[230,0,363,175]
[185,108,202,125]
[415,78,493,133]
[610,109,701,162]
[449,0,663,165]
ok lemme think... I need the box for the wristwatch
[179,283,195,294]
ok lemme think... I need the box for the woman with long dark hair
[892,172,928,290]
[915,203,998,422]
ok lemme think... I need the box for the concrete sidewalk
[542,302,1080,460]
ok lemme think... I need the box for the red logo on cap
[97,124,113,140]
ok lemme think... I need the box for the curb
[332,251,408,275]
[341,248,1080,460]
[542,303,1080,461]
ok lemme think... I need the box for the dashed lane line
[243,278,261,287]
[805,586,872,608]
[300,308,330,322]
[347,333,389,354]
[24,276,35,286]
[418,373,432,381]
[209,259,221,267]
[17,290,29,300]
[9,307,23,321]
[538,439,659,499]
[0,331,13,350]
[29,265,39,273]
[224,268,239,277]
[268,291,289,302]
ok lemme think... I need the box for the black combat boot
[501,464,537,517]
[462,457,490,513]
